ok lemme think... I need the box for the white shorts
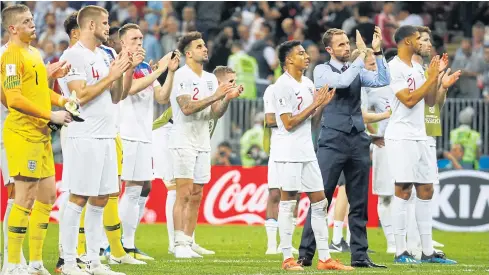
[267,158,280,189]
[62,138,119,196]
[170,148,211,184]
[276,160,324,193]
[1,142,13,185]
[372,145,394,196]
[152,126,175,188]
[427,137,439,185]
[121,139,153,181]
[385,139,437,184]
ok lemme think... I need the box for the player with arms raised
[58,5,132,275]
[272,40,353,271]
[169,31,239,258]
[1,4,74,275]
[385,25,456,264]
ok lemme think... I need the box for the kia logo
[433,170,489,232]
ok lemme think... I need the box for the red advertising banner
[1,164,379,227]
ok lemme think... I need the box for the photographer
[212,142,242,166]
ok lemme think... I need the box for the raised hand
[131,48,145,68]
[168,50,181,72]
[225,84,243,100]
[439,53,449,72]
[156,51,175,72]
[356,30,367,52]
[47,60,71,79]
[214,83,233,99]
[109,52,132,80]
[427,55,440,80]
[314,84,336,107]
[441,68,461,89]
[371,26,383,52]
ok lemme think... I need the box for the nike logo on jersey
[192,82,199,85]
[294,91,300,95]
[32,64,36,68]
[89,61,96,66]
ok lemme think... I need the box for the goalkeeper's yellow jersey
[1,43,51,142]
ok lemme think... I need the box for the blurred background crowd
[1,1,488,171]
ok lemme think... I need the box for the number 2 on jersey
[192,87,199,100]
[297,96,303,110]
[92,67,100,80]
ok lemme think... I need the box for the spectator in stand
[452,38,485,98]
[249,24,277,97]
[228,41,258,99]
[456,22,486,60]
[482,44,489,102]
[280,18,295,43]
[305,44,321,80]
[139,19,162,63]
[57,40,69,56]
[144,1,164,28]
[443,144,475,170]
[450,107,483,170]
[212,142,242,166]
[240,113,267,167]
[321,2,351,30]
[237,24,252,52]
[159,16,179,54]
[39,13,69,48]
[349,2,376,46]
[53,2,76,31]
[42,40,59,64]
[122,3,140,25]
[375,1,397,49]
[180,6,196,36]
[398,3,424,27]
[207,27,234,73]
[110,1,131,24]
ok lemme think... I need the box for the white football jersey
[98,45,121,133]
[263,84,277,154]
[0,44,8,146]
[385,56,428,141]
[120,62,159,142]
[168,65,218,152]
[271,73,316,162]
[59,41,116,138]
[365,86,393,136]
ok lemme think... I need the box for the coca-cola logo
[204,170,310,225]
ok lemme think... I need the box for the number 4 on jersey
[92,67,100,80]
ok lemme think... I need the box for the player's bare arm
[265,113,277,127]
[177,83,232,116]
[211,84,242,119]
[68,52,131,106]
[154,53,180,104]
[111,51,133,103]
[362,109,390,123]
[281,85,334,131]
[311,86,335,129]
[395,56,439,109]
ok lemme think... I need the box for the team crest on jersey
[278,98,286,107]
[27,160,37,172]
[308,87,314,95]
[429,106,435,114]
[141,68,150,75]
[6,64,16,76]
[207,81,213,91]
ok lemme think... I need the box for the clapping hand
[441,68,461,89]
[371,26,382,52]
[439,53,449,73]
[47,60,71,79]
[356,30,367,52]
[314,84,336,107]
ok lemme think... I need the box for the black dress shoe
[351,257,387,268]
[297,257,312,267]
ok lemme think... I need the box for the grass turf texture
[1,224,488,274]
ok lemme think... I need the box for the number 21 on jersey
[407,77,416,92]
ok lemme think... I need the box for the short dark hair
[64,11,79,36]
[109,26,119,36]
[118,23,140,38]
[231,40,242,49]
[177,31,203,54]
[219,141,232,149]
[394,25,418,44]
[278,40,301,68]
[384,48,398,62]
[1,4,29,30]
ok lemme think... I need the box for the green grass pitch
[2,224,489,274]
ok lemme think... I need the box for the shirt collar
[329,58,349,71]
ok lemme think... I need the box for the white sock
[415,197,434,256]
[392,196,408,256]
[378,196,395,247]
[346,224,350,245]
[138,196,148,224]
[120,186,142,249]
[311,199,331,261]
[61,202,83,267]
[57,193,69,258]
[166,190,176,249]
[85,203,104,267]
[278,200,295,260]
[264,219,278,250]
[332,220,344,244]
[174,230,191,247]
[3,199,13,265]
[407,189,421,252]
[100,226,109,251]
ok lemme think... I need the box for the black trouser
[299,128,371,262]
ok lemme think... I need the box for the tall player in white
[169,31,238,258]
[59,6,133,275]
[273,40,354,271]
[385,25,456,264]
[118,23,180,261]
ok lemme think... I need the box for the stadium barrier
[0,164,379,227]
